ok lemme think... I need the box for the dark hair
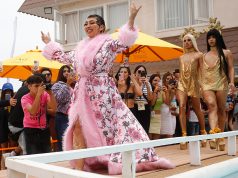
[87,14,106,33]
[26,74,43,85]
[1,87,14,100]
[174,69,180,74]
[115,67,132,94]
[40,67,52,75]
[149,74,161,92]
[56,65,71,83]
[134,65,147,75]
[207,29,229,80]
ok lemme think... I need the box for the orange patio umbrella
[0,47,63,81]
[111,31,183,63]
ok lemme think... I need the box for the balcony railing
[6,131,238,178]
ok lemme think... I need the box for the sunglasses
[43,73,51,76]
[137,70,145,74]
[63,69,70,73]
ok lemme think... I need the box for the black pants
[24,127,51,155]
[133,104,151,134]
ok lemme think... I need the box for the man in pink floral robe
[41,2,174,175]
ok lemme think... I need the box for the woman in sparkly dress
[177,33,206,150]
[200,29,235,151]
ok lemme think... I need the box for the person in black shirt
[8,83,29,155]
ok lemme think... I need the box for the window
[54,2,128,44]
[108,2,129,33]
[79,7,103,39]
[156,0,210,30]
[55,11,65,43]
[65,12,79,43]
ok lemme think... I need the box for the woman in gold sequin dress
[177,34,206,150]
[201,29,235,151]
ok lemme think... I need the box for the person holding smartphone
[133,65,153,134]
[0,83,17,163]
[115,66,142,116]
[148,74,162,140]
[51,65,75,151]
[160,72,177,138]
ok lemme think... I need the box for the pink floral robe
[43,24,174,175]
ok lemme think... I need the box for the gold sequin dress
[200,55,228,91]
[177,56,200,97]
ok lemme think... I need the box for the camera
[168,79,176,86]
[140,71,147,77]
[44,83,52,90]
[41,74,52,90]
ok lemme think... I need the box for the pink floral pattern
[44,28,174,174]
[78,39,159,166]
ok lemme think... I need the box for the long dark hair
[56,65,71,83]
[115,67,132,95]
[1,89,14,100]
[149,73,161,92]
[207,29,229,80]
[133,65,147,75]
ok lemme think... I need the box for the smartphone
[140,71,147,77]
[119,73,125,81]
[33,60,39,71]
[158,80,162,87]
[5,93,11,100]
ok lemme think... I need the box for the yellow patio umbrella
[111,31,183,63]
[0,47,63,81]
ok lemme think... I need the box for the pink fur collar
[75,34,111,76]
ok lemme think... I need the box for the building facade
[19,0,238,77]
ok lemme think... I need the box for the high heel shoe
[209,129,217,149]
[180,131,187,150]
[200,130,207,147]
[213,128,225,151]
[216,138,225,151]
[208,128,225,151]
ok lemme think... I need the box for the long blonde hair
[183,34,199,53]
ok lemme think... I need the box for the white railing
[6,131,238,178]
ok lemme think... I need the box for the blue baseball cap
[2,83,13,91]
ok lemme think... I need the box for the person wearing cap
[0,83,17,168]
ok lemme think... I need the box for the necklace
[182,53,193,79]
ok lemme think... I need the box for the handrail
[6,131,238,178]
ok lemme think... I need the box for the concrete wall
[56,0,238,37]
[213,0,238,28]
